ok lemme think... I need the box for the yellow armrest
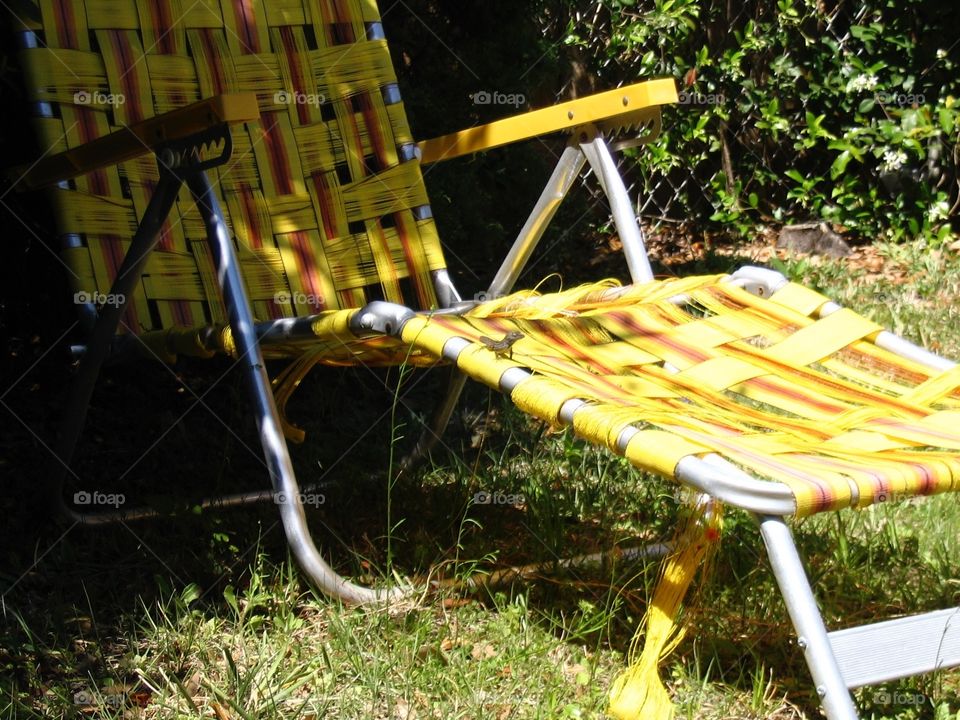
[15,93,260,190]
[417,78,677,164]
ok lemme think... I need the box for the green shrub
[567,0,960,244]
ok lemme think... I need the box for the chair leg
[51,168,183,522]
[757,515,859,720]
[50,169,307,525]
[185,170,405,605]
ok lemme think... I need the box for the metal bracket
[350,301,417,337]
[158,125,233,173]
[730,265,790,299]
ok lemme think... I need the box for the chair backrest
[19,0,448,333]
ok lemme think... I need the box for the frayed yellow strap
[609,502,723,720]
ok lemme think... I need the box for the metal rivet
[816,685,827,698]
[622,96,629,106]
[567,110,575,120]
[797,637,808,649]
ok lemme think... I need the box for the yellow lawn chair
[10,1,960,718]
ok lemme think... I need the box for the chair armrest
[416,78,677,164]
[13,93,260,190]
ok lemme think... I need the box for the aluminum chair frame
[18,32,959,718]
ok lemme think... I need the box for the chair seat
[391,274,960,516]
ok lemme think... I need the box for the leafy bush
[565,0,960,244]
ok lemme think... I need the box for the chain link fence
[540,0,958,243]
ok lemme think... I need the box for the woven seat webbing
[398,276,960,516]
[24,0,447,335]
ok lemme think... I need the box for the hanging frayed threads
[608,499,723,720]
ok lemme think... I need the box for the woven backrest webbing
[20,0,447,333]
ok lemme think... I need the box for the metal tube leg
[488,142,587,298]
[758,515,859,720]
[52,169,184,521]
[399,369,468,471]
[185,171,404,605]
[581,135,654,283]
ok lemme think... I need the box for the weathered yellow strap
[624,431,709,478]
[391,277,960,516]
[768,282,831,316]
[764,308,881,366]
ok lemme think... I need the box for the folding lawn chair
[9,1,960,718]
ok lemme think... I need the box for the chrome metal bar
[487,142,586,299]
[758,516,859,720]
[829,607,960,688]
[54,169,183,522]
[431,268,463,309]
[581,135,654,283]
[434,333,799,515]
[185,171,404,605]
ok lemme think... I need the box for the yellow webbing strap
[763,308,882,367]
[609,502,723,720]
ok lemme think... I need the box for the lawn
[2,240,959,719]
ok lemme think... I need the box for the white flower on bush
[847,74,879,92]
[880,149,908,173]
[937,49,948,60]
[928,200,950,222]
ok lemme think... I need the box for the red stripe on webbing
[238,185,263,249]
[76,107,108,196]
[610,309,710,365]
[52,0,78,49]
[233,0,260,53]
[394,214,429,307]
[147,0,175,54]
[692,431,834,513]
[357,92,388,169]
[200,29,226,95]
[310,173,338,239]
[267,300,284,319]
[261,113,293,195]
[288,230,326,311]
[318,0,356,44]
[278,26,310,125]
[109,31,144,124]
[745,376,848,416]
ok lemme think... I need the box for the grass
[3,240,960,719]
